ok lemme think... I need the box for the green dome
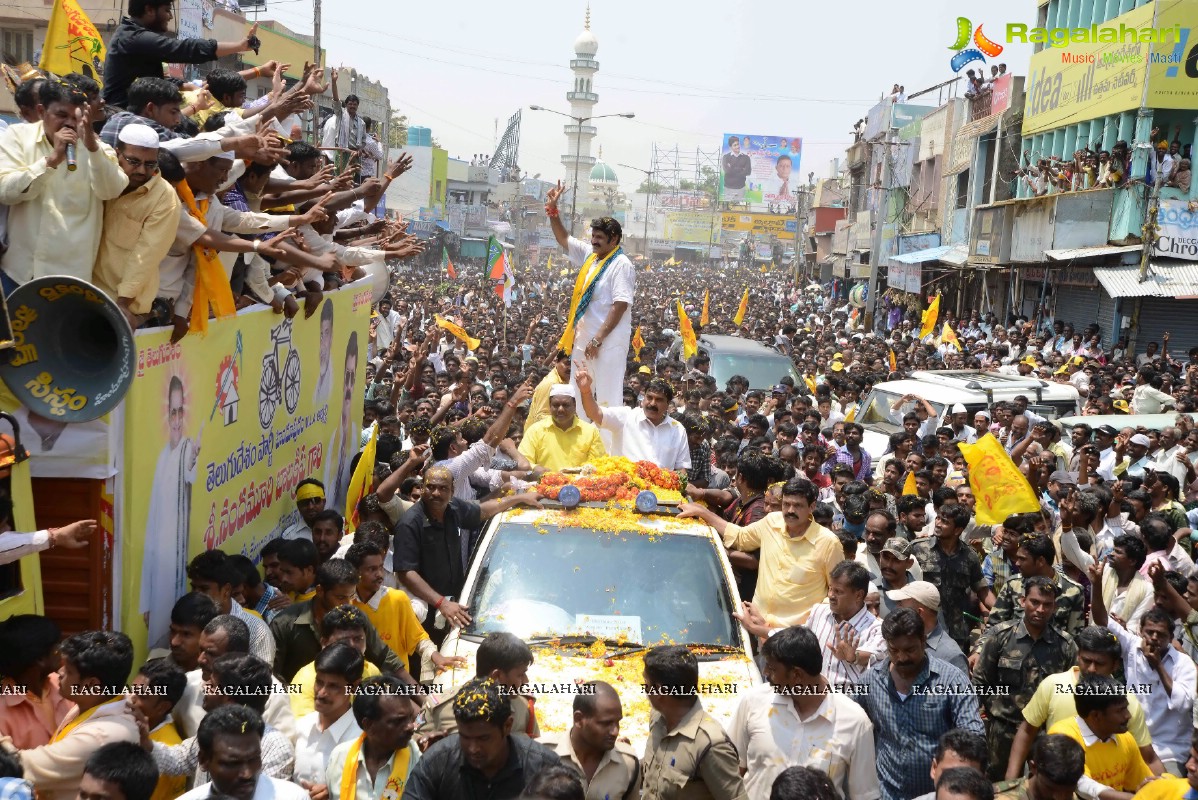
[590,161,618,183]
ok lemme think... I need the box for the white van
[856,371,1081,460]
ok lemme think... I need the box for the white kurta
[141,437,196,649]
[564,237,635,429]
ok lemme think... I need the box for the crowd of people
[5,2,1198,799]
[0,0,423,336]
[1017,126,1191,196]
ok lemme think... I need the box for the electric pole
[311,0,322,142]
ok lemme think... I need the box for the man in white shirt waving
[574,360,690,471]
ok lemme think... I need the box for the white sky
[256,0,1035,192]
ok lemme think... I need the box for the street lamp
[618,162,654,260]
[530,105,635,234]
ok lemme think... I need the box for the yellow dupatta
[557,247,622,354]
[176,180,237,334]
[338,734,411,800]
[51,697,122,743]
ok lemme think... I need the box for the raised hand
[545,180,564,211]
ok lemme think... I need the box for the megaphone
[0,275,135,423]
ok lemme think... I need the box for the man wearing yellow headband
[283,479,327,541]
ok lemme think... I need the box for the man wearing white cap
[92,123,179,327]
[518,383,606,472]
[1124,433,1153,480]
[884,581,968,673]
[947,403,977,444]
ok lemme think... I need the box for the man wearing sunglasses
[91,122,178,330]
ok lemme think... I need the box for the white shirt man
[1105,616,1196,767]
[177,772,309,800]
[730,682,880,800]
[294,708,362,786]
[597,406,690,470]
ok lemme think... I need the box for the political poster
[719,134,803,206]
[118,286,371,659]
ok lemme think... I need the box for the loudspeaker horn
[0,275,135,423]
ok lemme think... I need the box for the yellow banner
[1147,3,1198,110]
[434,314,480,350]
[720,212,797,240]
[39,0,106,82]
[122,287,371,659]
[1022,3,1176,135]
[663,212,720,245]
[959,434,1041,525]
[920,294,940,339]
[676,299,697,360]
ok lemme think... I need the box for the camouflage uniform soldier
[983,534,1085,636]
[972,576,1077,781]
[996,733,1087,800]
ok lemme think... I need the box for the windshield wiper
[528,635,647,656]
[683,643,746,660]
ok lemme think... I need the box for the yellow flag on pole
[631,326,645,362]
[546,254,554,271]
[941,321,961,352]
[345,424,378,531]
[902,471,918,496]
[434,314,480,350]
[677,299,697,359]
[734,288,749,326]
[39,0,106,81]
[700,290,710,327]
[919,294,941,339]
[958,434,1042,524]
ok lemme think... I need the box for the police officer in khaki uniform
[640,645,747,800]
[417,632,540,738]
[972,576,1077,782]
[546,681,641,800]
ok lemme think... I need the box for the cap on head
[884,580,939,611]
[117,123,160,148]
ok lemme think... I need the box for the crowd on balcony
[1017,127,1192,197]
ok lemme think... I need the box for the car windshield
[708,353,799,391]
[858,389,947,427]
[464,522,741,648]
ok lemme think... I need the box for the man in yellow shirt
[518,385,606,472]
[1048,673,1153,798]
[1006,625,1163,780]
[90,123,179,328]
[128,659,188,800]
[1129,742,1198,800]
[345,540,465,679]
[524,350,569,432]
[680,477,842,626]
[289,605,384,718]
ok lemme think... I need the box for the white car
[433,506,761,750]
[857,370,1081,460]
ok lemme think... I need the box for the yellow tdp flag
[902,471,918,496]
[700,290,710,327]
[631,326,644,362]
[888,349,898,372]
[434,314,480,350]
[676,299,697,359]
[547,254,554,271]
[919,294,941,339]
[959,434,1041,525]
[803,375,818,395]
[941,322,961,352]
[345,424,378,532]
[734,288,749,326]
[40,0,106,82]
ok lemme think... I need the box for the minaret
[563,4,598,224]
